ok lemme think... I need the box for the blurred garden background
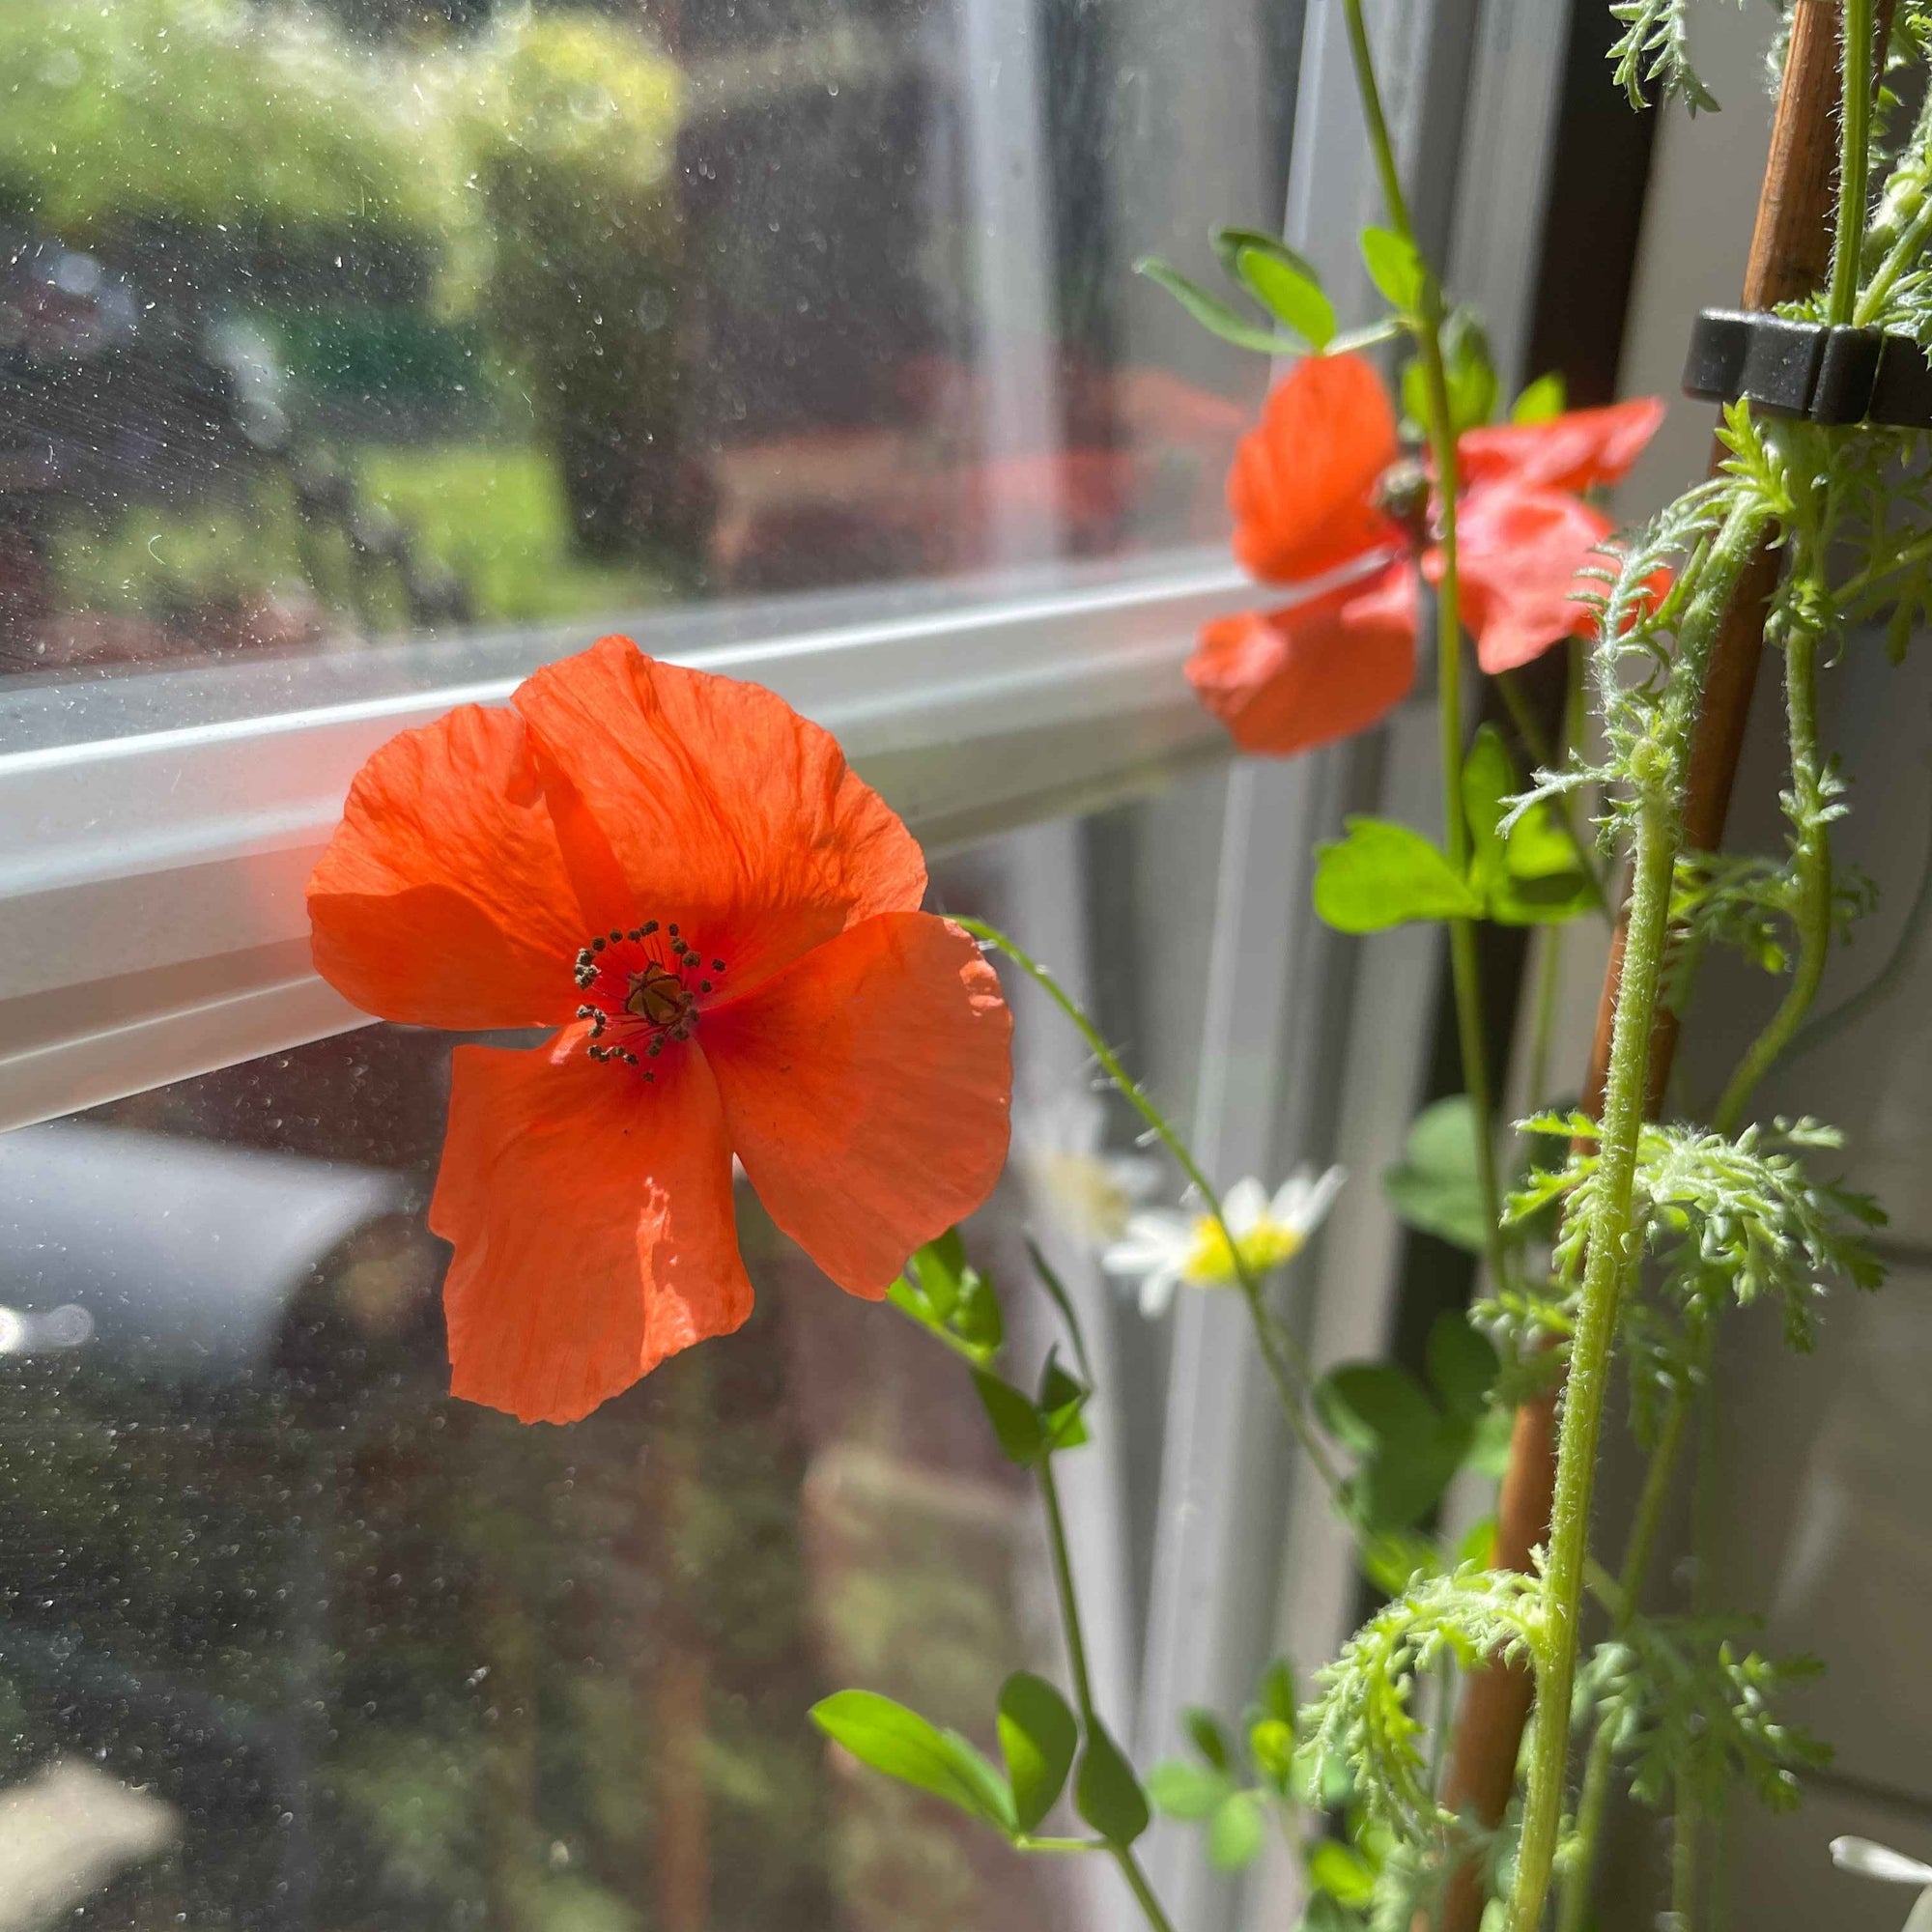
[0,0,1258,675]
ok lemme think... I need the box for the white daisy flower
[1832,1838,1932,1932]
[1012,1092,1162,1248]
[1102,1165,1345,1320]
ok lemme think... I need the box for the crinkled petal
[512,637,927,998]
[1188,564,1418,756]
[430,1031,753,1424]
[704,912,1012,1296]
[1432,483,1614,674]
[308,703,585,1030]
[1458,396,1665,495]
[1228,353,1403,583]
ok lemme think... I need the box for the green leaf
[1208,1789,1268,1870]
[1456,1515,1498,1567]
[1359,1528,1442,1596]
[1037,1350,1092,1452]
[1313,818,1483,933]
[1250,1716,1295,1791]
[1318,1362,1440,1460]
[1075,1722,1151,1845]
[951,1266,1004,1358]
[1236,246,1336,349]
[910,1229,969,1320]
[1462,724,1593,925]
[1359,226,1426,313]
[1211,226,1322,286]
[1146,1757,1231,1821]
[1304,1895,1371,1932]
[1257,1658,1297,1728]
[1184,1706,1232,1772]
[1134,258,1296,355]
[1467,1407,1515,1480]
[811,1690,1015,1831]
[1511,370,1567,423]
[998,1672,1078,1833]
[1383,1095,1489,1254]
[973,1372,1045,1465]
[1308,1837,1378,1907]
[1025,1236,1091,1384]
[1425,1310,1499,1419]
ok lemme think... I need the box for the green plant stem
[1340,0,1508,1294]
[1554,1388,1693,1932]
[1671,1764,1700,1932]
[955,918,1347,1499]
[1830,0,1876,327]
[1711,624,1831,1135]
[1038,1455,1178,1932]
[1505,497,1766,1932]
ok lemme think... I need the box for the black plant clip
[1682,308,1932,427]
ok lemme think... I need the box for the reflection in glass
[1,0,1293,679]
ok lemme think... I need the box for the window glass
[1,0,1295,685]
[0,786,1225,1926]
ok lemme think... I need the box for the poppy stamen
[568,923,719,1071]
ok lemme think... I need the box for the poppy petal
[431,1031,753,1424]
[1431,484,1613,675]
[1457,396,1665,496]
[308,703,585,1030]
[1186,564,1418,756]
[1228,353,1403,583]
[703,912,1012,1296]
[512,638,927,997]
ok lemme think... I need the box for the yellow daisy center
[1182,1212,1307,1285]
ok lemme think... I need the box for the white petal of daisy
[1833,1839,1932,1888]
[1905,1890,1932,1932]
[1220,1177,1270,1236]
[1269,1163,1347,1236]
[1014,1094,1166,1246]
[1102,1212,1193,1277]
[1138,1264,1182,1320]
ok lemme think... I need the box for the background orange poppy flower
[1194,355,1662,754]
[309,637,1013,1425]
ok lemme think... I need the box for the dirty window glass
[0,0,1298,686]
[0,792,1224,1928]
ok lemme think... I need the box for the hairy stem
[1711,623,1831,1135]
[958,917,1346,1498]
[1039,1455,1178,1932]
[1554,1387,1692,1932]
[1670,1763,1700,1932]
[1830,0,1876,327]
[1340,0,1508,1291]
[1505,499,1767,1932]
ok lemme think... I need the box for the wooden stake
[1429,8,1883,1926]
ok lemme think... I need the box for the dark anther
[671,938,688,955]
[642,920,659,935]
[591,936,606,952]
[647,1038,664,1057]
[668,923,680,937]
[610,930,623,944]
[711,959,725,973]
[699,980,712,993]
[628,927,644,942]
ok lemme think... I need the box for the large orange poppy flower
[1188,355,1663,756]
[308,637,1013,1424]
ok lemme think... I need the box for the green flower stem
[1671,1763,1701,1932]
[1038,1453,1178,1932]
[955,917,1348,1500]
[1711,622,1831,1136]
[1554,1385,1693,1932]
[1340,0,1508,1294]
[1829,0,1876,328]
[1504,497,1767,1932]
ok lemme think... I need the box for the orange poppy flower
[308,637,1013,1424]
[1189,355,1662,755]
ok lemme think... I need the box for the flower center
[569,921,728,1074]
[1182,1213,1305,1286]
